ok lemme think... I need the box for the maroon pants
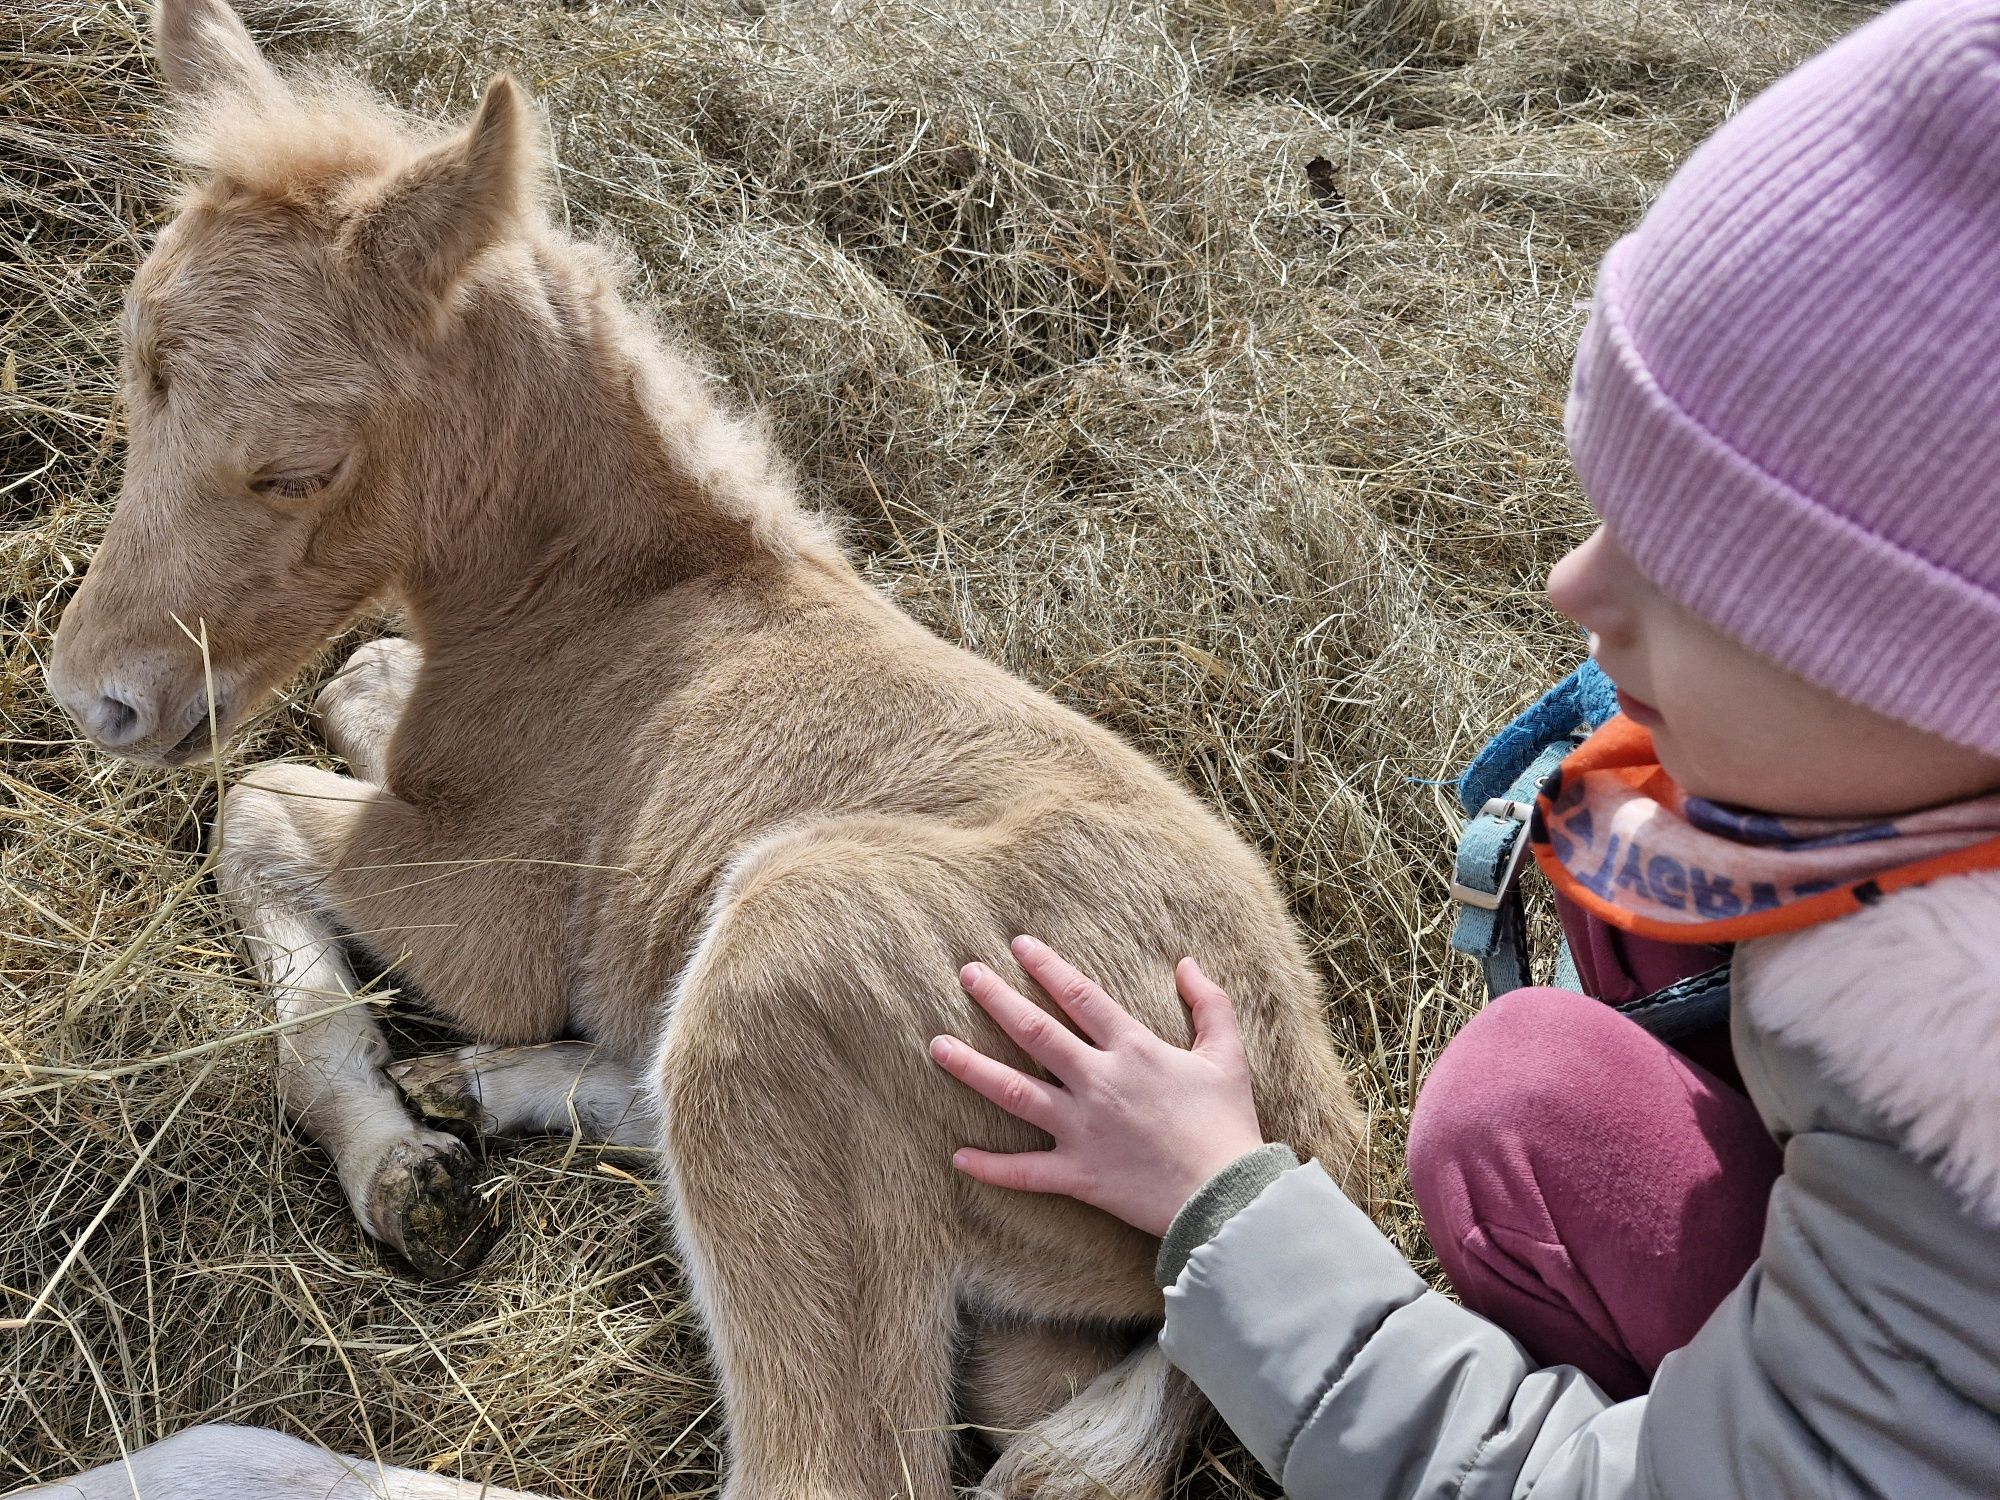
[1406,918,1783,1400]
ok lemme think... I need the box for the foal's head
[50,0,536,764]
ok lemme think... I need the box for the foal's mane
[161,73,839,562]
[166,74,428,214]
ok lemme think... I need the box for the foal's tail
[18,1425,553,1500]
[980,1338,1207,1500]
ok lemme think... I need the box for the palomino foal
[48,3,1369,1497]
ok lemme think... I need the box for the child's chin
[1655,737,1750,808]
[1673,757,1831,818]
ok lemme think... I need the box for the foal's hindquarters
[645,793,1365,1500]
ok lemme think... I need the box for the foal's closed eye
[250,457,348,501]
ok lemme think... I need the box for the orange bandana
[1530,716,2000,942]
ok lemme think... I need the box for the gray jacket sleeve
[1159,1158,1640,1498]
[1159,1137,2000,1500]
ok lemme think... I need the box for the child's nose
[1546,525,1626,638]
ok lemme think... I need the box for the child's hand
[929,934,1266,1237]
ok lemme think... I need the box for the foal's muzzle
[48,652,230,765]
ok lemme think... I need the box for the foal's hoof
[364,1132,500,1282]
[316,636,422,773]
[388,1048,491,1140]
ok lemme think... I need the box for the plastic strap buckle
[1447,796,1537,911]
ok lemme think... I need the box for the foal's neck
[392,241,807,652]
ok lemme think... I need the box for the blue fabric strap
[1451,656,1734,1035]
[1551,935,1582,993]
[1449,738,1574,997]
[1458,659,1619,815]
[1452,658,1619,1000]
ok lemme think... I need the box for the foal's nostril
[91,692,150,747]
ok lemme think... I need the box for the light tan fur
[47,3,1369,1496]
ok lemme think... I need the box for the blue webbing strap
[1551,936,1581,994]
[1458,660,1620,818]
[1451,658,1612,1000]
[1450,657,1734,1038]
[1449,738,1575,997]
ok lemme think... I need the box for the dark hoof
[388,1051,489,1145]
[368,1134,501,1282]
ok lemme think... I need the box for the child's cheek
[1646,720,1707,795]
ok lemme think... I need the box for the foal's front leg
[216,763,497,1279]
[316,635,423,783]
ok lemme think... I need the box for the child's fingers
[1177,956,1242,1055]
[929,1035,1065,1132]
[960,961,1091,1081]
[950,1145,1077,1198]
[1011,934,1137,1048]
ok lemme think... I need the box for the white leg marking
[217,779,494,1279]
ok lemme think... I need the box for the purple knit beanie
[1564,0,2000,755]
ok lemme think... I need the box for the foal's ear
[339,76,533,310]
[154,0,281,99]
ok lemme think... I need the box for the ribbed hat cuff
[1565,240,2000,758]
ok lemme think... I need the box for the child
[927,0,2000,1492]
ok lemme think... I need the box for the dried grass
[2,0,1869,1493]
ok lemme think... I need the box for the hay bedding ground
[2,0,1866,1493]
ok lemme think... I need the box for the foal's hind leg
[659,889,964,1500]
[958,1313,1129,1443]
[663,1026,961,1500]
[217,764,496,1279]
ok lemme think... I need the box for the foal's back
[570,553,1358,1164]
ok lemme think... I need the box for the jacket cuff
[1155,1143,1300,1287]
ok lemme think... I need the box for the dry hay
[2,0,1871,1493]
